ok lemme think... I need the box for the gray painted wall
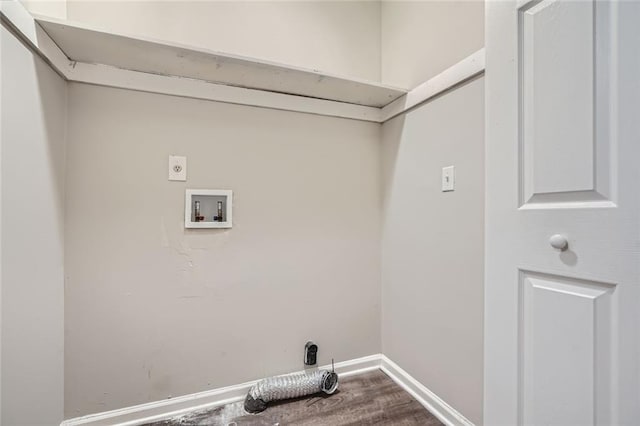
[1,26,67,425]
[381,77,485,425]
[64,83,382,418]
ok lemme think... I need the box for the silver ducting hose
[244,369,339,413]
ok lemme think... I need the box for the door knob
[549,234,568,251]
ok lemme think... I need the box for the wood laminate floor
[145,370,443,426]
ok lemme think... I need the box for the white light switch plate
[442,166,455,191]
[168,156,187,181]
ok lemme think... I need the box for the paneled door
[485,0,640,425]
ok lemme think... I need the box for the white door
[485,0,640,425]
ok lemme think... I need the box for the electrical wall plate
[169,155,187,181]
[442,165,455,192]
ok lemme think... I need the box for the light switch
[442,166,455,192]
[169,156,187,181]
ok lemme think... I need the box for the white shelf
[34,16,407,108]
[2,2,483,122]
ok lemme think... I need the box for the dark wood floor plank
[145,369,443,426]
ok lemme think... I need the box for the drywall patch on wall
[381,77,485,425]
[1,25,66,425]
[64,83,382,418]
[381,0,484,89]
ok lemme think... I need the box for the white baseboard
[380,356,474,426]
[61,354,473,426]
[60,354,382,426]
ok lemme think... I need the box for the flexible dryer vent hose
[244,369,339,413]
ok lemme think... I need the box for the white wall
[61,0,381,82]
[20,0,66,19]
[381,0,484,89]
[1,25,66,425]
[64,83,382,418]
[381,77,484,425]
[9,3,487,421]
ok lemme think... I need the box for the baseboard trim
[61,354,474,426]
[380,356,474,426]
[60,354,382,426]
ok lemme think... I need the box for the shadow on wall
[33,56,67,245]
[380,115,405,216]
[1,25,67,425]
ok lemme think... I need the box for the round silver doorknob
[549,234,568,251]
